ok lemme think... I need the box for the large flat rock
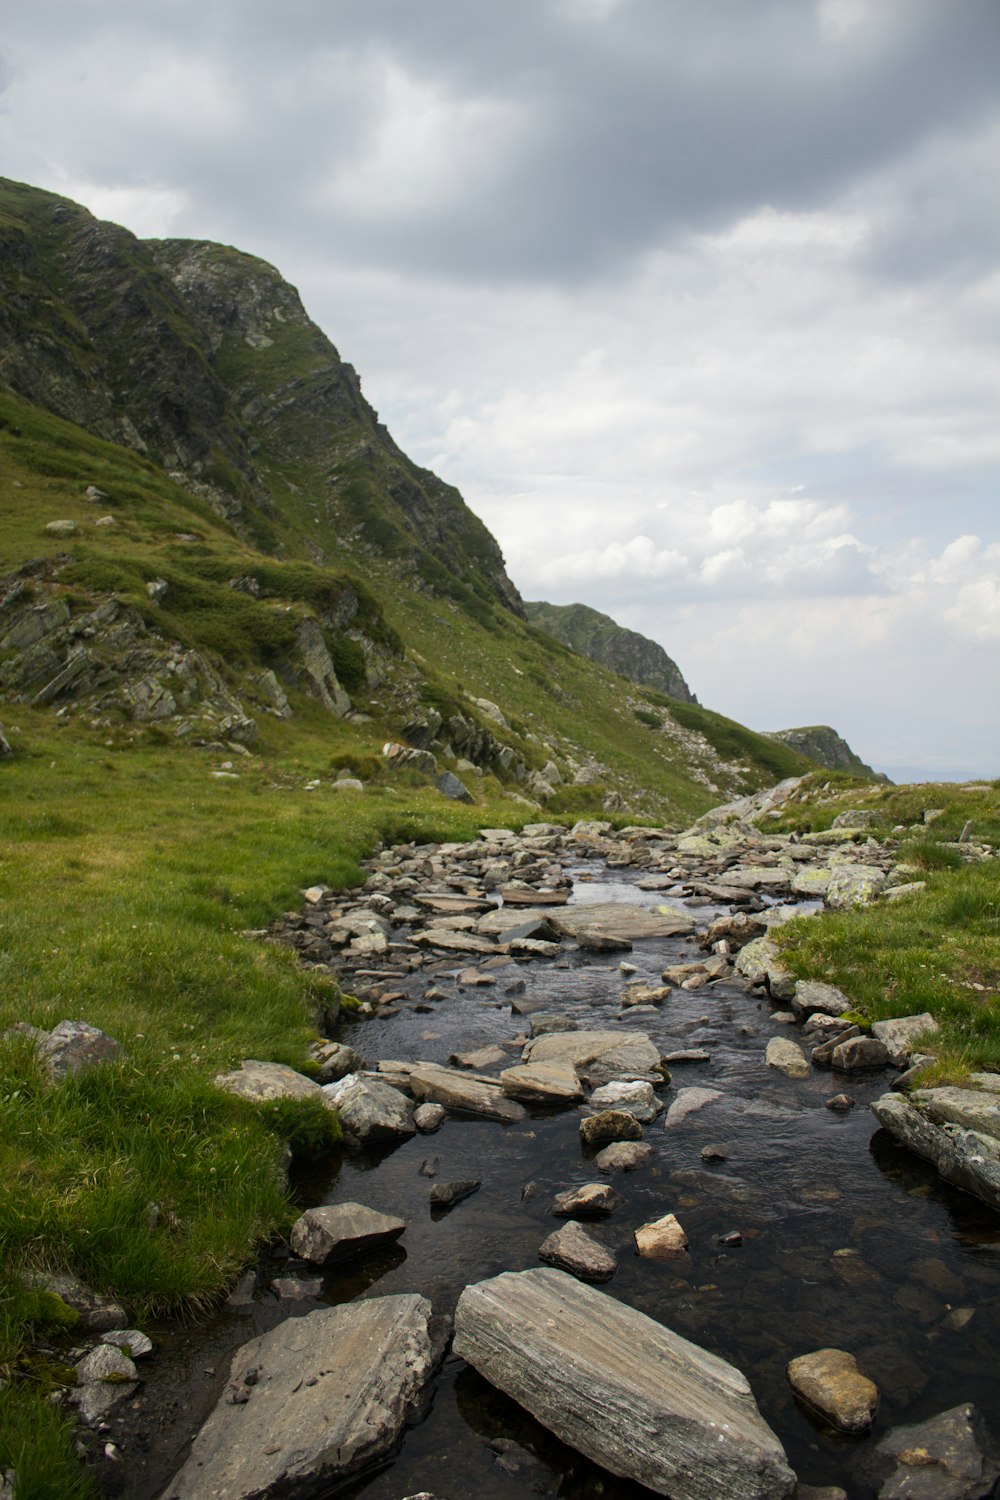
[408,1063,527,1123]
[453,1268,795,1500]
[164,1295,435,1498]
[478,902,693,940]
[521,1029,663,1085]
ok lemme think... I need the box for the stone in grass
[215,1058,325,1105]
[39,1020,122,1081]
[453,1268,795,1500]
[579,1110,643,1147]
[165,1296,437,1499]
[868,1401,1000,1500]
[429,1180,481,1210]
[595,1141,654,1173]
[635,1213,689,1257]
[71,1344,139,1426]
[539,1221,617,1283]
[786,1349,878,1434]
[290,1203,406,1266]
[23,1271,126,1333]
[551,1183,624,1218]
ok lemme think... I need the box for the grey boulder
[453,1268,794,1500]
[872,1089,1000,1211]
[869,1402,1000,1499]
[164,1295,436,1499]
[322,1073,416,1143]
[289,1203,405,1265]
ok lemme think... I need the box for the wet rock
[290,1203,406,1265]
[453,1267,795,1500]
[811,1026,861,1067]
[793,1486,848,1500]
[595,1141,654,1173]
[734,937,796,1000]
[71,1344,139,1425]
[589,1080,662,1121]
[622,982,671,1007]
[322,1073,416,1143]
[577,930,633,953]
[825,1094,855,1112]
[215,1058,328,1105]
[430,1179,481,1209]
[450,1044,507,1070]
[501,1060,583,1104]
[665,1086,723,1127]
[832,1036,889,1072]
[522,1028,663,1085]
[409,1063,528,1123]
[529,1013,577,1036]
[635,1213,689,1256]
[271,1276,324,1300]
[701,1143,730,1162]
[871,1012,940,1067]
[791,981,851,1020]
[38,1020,122,1081]
[765,1037,811,1079]
[872,1090,1000,1211]
[539,1220,617,1282]
[663,1048,711,1064]
[164,1295,437,1499]
[552,902,695,941]
[579,1110,643,1147]
[551,1183,624,1218]
[786,1348,879,1433]
[869,1402,1000,1499]
[309,1040,363,1083]
[414,1101,446,1132]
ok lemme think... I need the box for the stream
[116,855,1000,1500]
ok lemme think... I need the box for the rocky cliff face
[0,178,521,615]
[524,600,695,703]
[765,725,885,781]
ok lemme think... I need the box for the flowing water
[127,859,1000,1499]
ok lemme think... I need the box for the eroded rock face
[164,1296,437,1499]
[453,1268,795,1500]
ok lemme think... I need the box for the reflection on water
[161,862,1000,1498]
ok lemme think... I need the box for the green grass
[776,858,1000,1078]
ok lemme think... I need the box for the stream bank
[87,814,1000,1499]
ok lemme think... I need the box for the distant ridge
[524,600,696,703]
[766,725,887,782]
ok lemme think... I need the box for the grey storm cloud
[3,0,998,284]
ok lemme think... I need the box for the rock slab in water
[500,1060,583,1104]
[786,1348,879,1433]
[453,1268,795,1500]
[766,1037,811,1079]
[522,1029,663,1084]
[551,1182,624,1218]
[289,1203,405,1265]
[871,1091,1000,1212]
[635,1213,689,1256]
[164,1295,435,1499]
[579,1110,643,1146]
[538,1221,618,1282]
[409,1063,527,1123]
[869,1401,1000,1499]
[665,1086,723,1128]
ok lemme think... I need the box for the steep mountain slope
[0,177,813,823]
[766,725,884,781]
[525,599,696,703]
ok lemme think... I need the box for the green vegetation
[776,859,1000,1079]
[768,773,1000,1080]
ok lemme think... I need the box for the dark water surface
[135,861,1000,1499]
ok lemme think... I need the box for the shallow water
[131,860,1000,1499]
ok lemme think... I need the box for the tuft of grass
[897,836,964,872]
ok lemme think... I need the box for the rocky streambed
[79,808,1000,1499]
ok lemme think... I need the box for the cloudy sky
[2,0,998,781]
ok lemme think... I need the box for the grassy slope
[769,774,1000,1078]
